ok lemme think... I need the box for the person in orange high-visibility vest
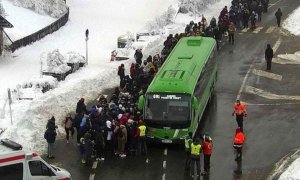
[233,127,245,161]
[232,99,247,132]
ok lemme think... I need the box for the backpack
[117,127,124,138]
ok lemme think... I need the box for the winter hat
[118,114,123,120]
[106,120,112,128]
[50,116,55,121]
[121,107,126,112]
[98,107,103,113]
[127,119,134,124]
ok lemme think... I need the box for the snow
[282,7,300,36]
[0,0,300,178]
[280,157,300,179]
[3,0,56,40]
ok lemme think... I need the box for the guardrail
[9,7,69,52]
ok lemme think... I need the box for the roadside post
[85,29,89,65]
[7,88,12,125]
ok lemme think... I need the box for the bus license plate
[162,139,172,143]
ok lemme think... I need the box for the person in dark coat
[257,3,263,22]
[76,98,87,114]
[134,49,143,65]
[275,8,283,27]
[44,116,57,159]
[265,44,274,70]
[94,131,105,161]
[74,112,84,145]
[80,132,94,164]
[117,64,125,83]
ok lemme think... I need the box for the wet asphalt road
[44,0,300,179]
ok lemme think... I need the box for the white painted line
[252,69,282,81]
[89,173,95,180]
[277,53,300,62]
[273,38,282,53]
[163,161,167,169]
[265,26,276,33]
[164,148,168,156]
[269,0,281,8]
[245,85,300,100]
[162,173,166,180]
[236,63,254,100]
[92,161,98,169]
[241,28,249,32]
[173,129,179,138]
[246,102,300,106]
[236,38,281,100]
[253,27,263,34]
[279,29,289,36]
[273,58,300,65]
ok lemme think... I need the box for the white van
[0,139,72,180]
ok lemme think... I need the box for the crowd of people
[43,0,273,176]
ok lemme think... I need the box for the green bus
[138,36,217,144]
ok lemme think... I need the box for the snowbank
[2,66,119,152]
[283,6,300,36]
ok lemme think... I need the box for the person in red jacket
[233,127,245,161]
[201,133,213,176]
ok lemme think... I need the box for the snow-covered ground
[0,0,300,178]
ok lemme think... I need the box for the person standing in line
[94,130,105,161]
[257,3,263,22]
[137,120,147,156]
[190,138,202,177]
[184,132,193,170]
[64,113,74,144]
[201,133,213,176]
[228,21,236,45]
[134,49,143,66]
[275,8,283,27]
[44,116,57,159]
[74,112,84,146]
[76,97,87,114]
[233,127,245,161]
[117,64,125,80]
[265,44,274,70]
[232,99,247,132]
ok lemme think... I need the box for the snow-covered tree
[0,0,5,15]
[178,0,220,15]
[44,49,71,74]
[12,0,67,18]
[66,51,86,64]
[145,5,176,34]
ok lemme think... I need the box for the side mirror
[192,96,199,109]
[138,95,145,111]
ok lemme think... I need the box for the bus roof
[147,36,216,94]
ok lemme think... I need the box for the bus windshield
[145,93,191,123]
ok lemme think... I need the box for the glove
[245,114,247,117]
